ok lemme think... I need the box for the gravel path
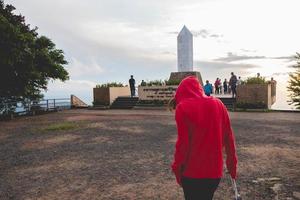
[0,110,299,200]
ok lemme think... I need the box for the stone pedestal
[169,71,203,86]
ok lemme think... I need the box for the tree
[287,53,300,109]
[0,0,69,104]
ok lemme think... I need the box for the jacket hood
[175,76,204,104]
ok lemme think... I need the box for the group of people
[204,72,242,98]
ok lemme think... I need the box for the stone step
[110,97,139,109]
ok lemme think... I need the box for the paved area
[0,109,299,199]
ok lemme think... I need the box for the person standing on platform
[223,79,228,94]
[237,76,242,85]
[218,79,222,94]
[129,75,136,97]
[229,72,237,98]
[204,80,213,96]
[141,80,146,86]
[214,78,220,94]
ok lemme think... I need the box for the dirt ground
[0,109,299,200]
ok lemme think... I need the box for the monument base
[169,71,203,86]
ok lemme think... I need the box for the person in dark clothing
[229,72,237,98]
[141,80,146,86]
[129,75,136,97]
[223,79,228,94]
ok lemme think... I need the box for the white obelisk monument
[177,25,193,72]
[168,25,203,85]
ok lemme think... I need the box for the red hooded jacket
[171,76,237,185]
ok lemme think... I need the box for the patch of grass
[44,122,78,132]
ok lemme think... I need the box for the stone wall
[109,87,130,104]
[138,86,177,101]
[237,84,274,109]
[93,87,130,105]
[93,87,110,105]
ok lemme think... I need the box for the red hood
[175,76,204,104]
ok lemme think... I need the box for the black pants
[182,177,221,200]
[130,86,135,97]
[231,85,236,97]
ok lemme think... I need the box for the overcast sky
[5,0,300,109]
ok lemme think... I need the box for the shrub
[96,82,124,88]
[146,80,165,86]
[165,79,181,86]
[244,76,266,85]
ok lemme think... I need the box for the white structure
[177,26,193,72]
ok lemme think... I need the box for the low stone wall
[237,84,275,109]
[71,95,88,108]
[138,86,177,101]
[93,87,130,105]
[109,87,130,104]
[93,87,110,105]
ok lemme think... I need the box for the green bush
[96,82,124,88]
[140,79,181,86]
[165,79,181,86]
[244,76,266,84]
[146,80,165,86]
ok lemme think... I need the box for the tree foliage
[287,53,300,109]
[0,1,69,103]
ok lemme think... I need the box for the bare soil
[0,109,299,200]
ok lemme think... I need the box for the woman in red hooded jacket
[171,76,237,200]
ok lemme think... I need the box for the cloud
[192,29,223,39]
[194,59,260,81]
[271,56,294,60]
[215,52,293,62]
[272,72,289,76]
[67,58,105,80]
[215,52,266,62]
[195,60,258,70]
[168,28,223,39]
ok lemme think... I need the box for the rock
[271,183,282,200]
[268,177,281,182]
[270,183,282,193]
[293,191,300,199]
[254,177,281,183]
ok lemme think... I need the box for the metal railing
[0,98,71,117]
